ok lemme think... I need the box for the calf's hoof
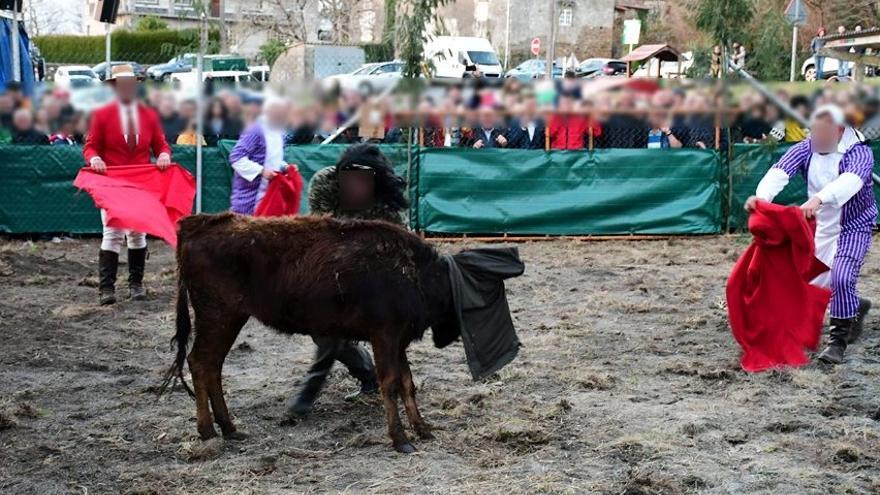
[198,425,219,440]
[394,442,416,454]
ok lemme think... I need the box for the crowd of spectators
[3,72,880,152]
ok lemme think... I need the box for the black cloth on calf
[446,247,525,381]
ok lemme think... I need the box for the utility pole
[545,0,556,78]
[504,0,510,70]
[218,0,227,52]
[11,6,19,82]
[195,12,207,213]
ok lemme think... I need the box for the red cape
[254,167,304,217]
[73,164,195,247]
[726,201,831,372]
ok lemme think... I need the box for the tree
[259,39,287,66]
[694,0,754,72]
[393,0,452,82]
[23,0,80,37]
[745,5,790,80]
[239,0,309,45]
[136,15,170,32]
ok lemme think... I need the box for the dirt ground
[1,235,879,495]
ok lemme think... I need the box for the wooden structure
[619,44,682,78]
[818,28,880,81]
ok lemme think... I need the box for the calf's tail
[159,265,196,398]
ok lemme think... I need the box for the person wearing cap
[83,64,172,306]
[286,143,409,417]
[746,104,876,364]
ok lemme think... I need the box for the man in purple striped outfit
[746,104,876,365]
[228,96,293,215]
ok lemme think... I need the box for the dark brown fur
[166,212,459,452]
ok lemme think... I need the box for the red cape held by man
[73,164,196,247]
[726,200,831,372]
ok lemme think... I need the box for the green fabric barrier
[728,142,880,231]
[0,144,235,234]
[417,148,723,235]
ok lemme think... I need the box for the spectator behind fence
[158,94,184,144]
[286,104,316,145]
[785,96,811,142]
[507,93,545,149]
[461,105,507,148]
[49,115,79,146]
[176,117,205,145]
[862,98,880,140]
[548,91,599,150]
[598,91,647,148]
[646,111,682,149]
[12,108,49,145]
[204,98,239,146]
[738,102,772,143]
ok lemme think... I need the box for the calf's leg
[188,311,247,440]
[399,349,433,440]
[370,335,413,453]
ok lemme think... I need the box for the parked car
[91,61,147,81]
[146,53,196,80]
[505,59,563,80]
[801,56,848,81]
[54,65,99,89]
[423,36,504,79]
[169,70,258,99]
[575,58,627,78]
[323,60,404,93]
[69,84,114,113]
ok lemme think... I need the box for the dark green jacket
[308,166,406,225]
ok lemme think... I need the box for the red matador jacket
[726,201,831,372]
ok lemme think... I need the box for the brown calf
[164,213,461,453]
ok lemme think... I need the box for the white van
[424,36,503,79]
[169,70,258,98]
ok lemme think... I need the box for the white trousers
[100,210,146,254]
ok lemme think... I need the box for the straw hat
[106,64,140,82]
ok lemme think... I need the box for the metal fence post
[194,13,206,213]
[104,23,112,80]
[11,8,19,82]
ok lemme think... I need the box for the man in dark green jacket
[287,143,410,417]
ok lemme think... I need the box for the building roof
[614,1,650,11]
[619,44,682,63]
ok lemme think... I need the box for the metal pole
[195,13,206,213]
[105,23,112,80]
[789,25,798,82]
[11,7,19,82]
[219,0,227,52]
[504,0,510,70]
[545,0,555,78]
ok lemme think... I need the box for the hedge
[35,29,220,65]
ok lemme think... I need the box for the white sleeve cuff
[815,172,864,208]
[90,156,102,165]
[755,168,790,202]
[231,156,263,182]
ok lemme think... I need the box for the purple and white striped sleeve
[756,140,811,202]
[229,124,264,181]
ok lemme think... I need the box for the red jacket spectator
[83,101,171,167]
[547,114,602,150]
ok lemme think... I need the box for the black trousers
[299,336,376,397]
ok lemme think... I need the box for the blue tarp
[0,18,34,96]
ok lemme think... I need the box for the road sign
[784,0,806,26]
[530,37,541,56]
[622,19,641,46]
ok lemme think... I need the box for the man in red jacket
[83,64,172,305]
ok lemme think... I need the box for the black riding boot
[98,250,119,306]
[817,318,853,365]
[287,372,327,418]
[848,298,871,344]
[127,248,147,301]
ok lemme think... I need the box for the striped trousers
[829,231,872,319]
